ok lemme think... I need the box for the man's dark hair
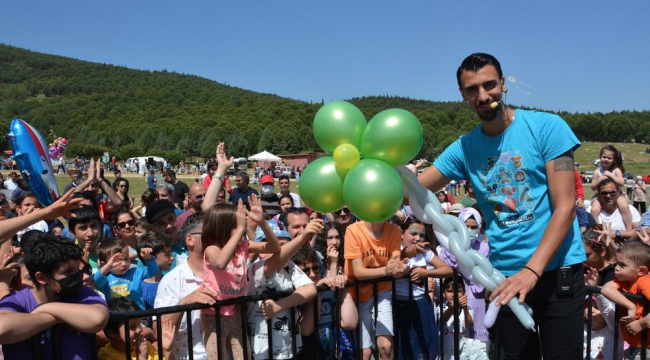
[285,207,309,227]
[72,191,99,211]
[71,170,82,177]
[456,53,503,88]
[20,230,46,253]
[181,212,203,248]
[597,177,622,194]
[104,297,140,335]
[68,205,102,232]
[25,234,83,289]
[136,232,170,263]
[292,244,319,267]
[279,175,290,182]
[237,171,249,183]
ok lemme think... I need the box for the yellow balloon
[333,144,360,169]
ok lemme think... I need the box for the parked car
[124,156,167,174]
[584,171,594,183]
[227,158,248,175]
[592,159,601,166]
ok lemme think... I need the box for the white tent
[248,150,281,162]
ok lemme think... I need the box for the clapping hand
[386,251,409,278]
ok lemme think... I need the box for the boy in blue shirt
[94,237,159,309]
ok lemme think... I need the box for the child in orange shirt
[344,220,413,360]
[601,241,650,359]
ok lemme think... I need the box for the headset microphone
[490,99,501,109]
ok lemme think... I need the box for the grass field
[2,141,648,206]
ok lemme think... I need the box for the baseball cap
[449,203,464,215]
[260,175,275,185]
[146,200,176,223]
[255,219,291,242]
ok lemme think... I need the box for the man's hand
[638,228,650,245]
[489,268,539,305]
[140,247,153,262]
[317,275,347,289]
[576,197,585,209]
[303,219,324,239]
[179,285,218,306]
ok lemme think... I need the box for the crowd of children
[2,142,650,360]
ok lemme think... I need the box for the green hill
[1,44,649,165]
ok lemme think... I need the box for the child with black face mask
[0,235,109,359]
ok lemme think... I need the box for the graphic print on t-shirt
[481,150,537,227]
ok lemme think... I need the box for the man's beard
[478,102,500,121]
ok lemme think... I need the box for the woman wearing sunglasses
[110,209,138,265]
[112,178,133,210]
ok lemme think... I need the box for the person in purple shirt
[0,235,109,360]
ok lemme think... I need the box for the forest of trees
[1,44,648,162]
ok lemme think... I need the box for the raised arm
[31,302,109,333]
[263,219,323,276]
[418,165,453,199]
[203,142,233,211]
[0,189,83,242]
[206,200,247,270]
[490,150,576,305]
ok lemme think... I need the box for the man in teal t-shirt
[419,53,585,360]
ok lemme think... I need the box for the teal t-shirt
[434,109,585,276]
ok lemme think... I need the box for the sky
[0,1,648,113]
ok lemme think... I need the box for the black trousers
[494,263,584,360]
[634,201,647,215]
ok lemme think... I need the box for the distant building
[277,154,320,169]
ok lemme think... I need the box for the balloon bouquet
[301,101,535,331]
[48,137,68,159]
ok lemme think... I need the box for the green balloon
[299,156,345,213]
[360,108,423,167]
[313,101,367,154]
[343,159,404,223]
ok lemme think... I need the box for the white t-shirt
[246,260,313,359]
[436,304,474,360]
[3,180,17,191]
[16,220,48,241]
[588,204,641,231]
[396,247,434,297]
[584,295,622,360]
[154,263,206,360]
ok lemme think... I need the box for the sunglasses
[117,220,135,229]
[195,194,205,200]
[600,190,617,197]
[0,200,7,206]
[80,262,92,276]
[300,265,321,275]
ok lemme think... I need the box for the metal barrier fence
[15,273,650,360]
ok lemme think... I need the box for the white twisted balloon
[397,166,535,331]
